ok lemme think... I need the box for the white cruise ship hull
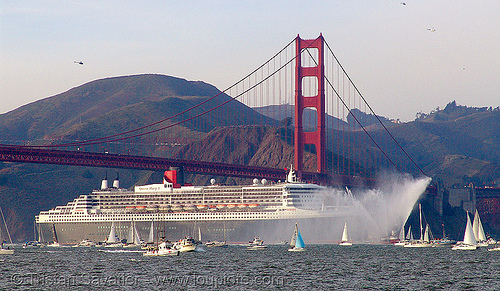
[37,210,350,244]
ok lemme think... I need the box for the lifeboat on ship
[238,204,248,209]
[183,205,196,211]
[171,204,183,211]
[159,205,171,211]
[248,204,259,208]
[146,205,159,211]
[216,204,226,209]
[196,205,208,210]
[208,205,217,211]
[226,204,236,209]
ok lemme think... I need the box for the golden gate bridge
[0,35,428,187]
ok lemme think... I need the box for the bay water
[1,244,499,290]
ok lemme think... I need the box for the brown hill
[0,74,275,143]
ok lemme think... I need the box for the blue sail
[295,230,305,248]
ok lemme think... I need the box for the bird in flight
[427,27,436,32]
[74,60,84,65]
[400,2,406,5]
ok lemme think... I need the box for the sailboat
[0,238,14,254]
[339,222,352,246]
[0,206,14,254]
[407,225,413,242]
[105,222,123,248]
[432,223,455,247]
[396,225,414,246]
[290,223,298,246]
[404,204,433,248]
[148,221,155,243]
[141,221,155,249]
[288,223,305,251]
[423,224,433,243]
[472,210,488,247]
[124,220,141,248]
[205,221,228,248]
[46,224,60,247]
[452,211,477,250]
[394,223,408,246]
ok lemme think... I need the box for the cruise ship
[36,167,352,244]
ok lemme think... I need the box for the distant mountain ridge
[0,74,274,144]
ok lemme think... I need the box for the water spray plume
[319,173,431,242]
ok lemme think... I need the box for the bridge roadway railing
[0,146,375,187]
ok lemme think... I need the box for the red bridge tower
[294,34,326,175]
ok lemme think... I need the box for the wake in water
[319,173,431,242]
[99,249,144,253]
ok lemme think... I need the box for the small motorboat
[144,242,179,256]
[247,237,267,250]
[173,236,196,252]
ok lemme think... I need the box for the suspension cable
[324,39,430,179]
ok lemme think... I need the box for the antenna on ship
[101,172,108,190]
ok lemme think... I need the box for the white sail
[398,224,405,241]
[423,224,430,243]
[128,221,134,243]
[463,212,476,245]
[133,222,141,245]
[406,225,413,241]
[418,204,424,241]
[52,224,58,244]
[148,221,154,243]
[128,221,141,245]
[341,222,350,242]
[472,210,487,242]
[0,206,13,244]
[290,223,298,247]
[108,222,118,243]
[288,223,305,251]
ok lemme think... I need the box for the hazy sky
[1,1,499,121]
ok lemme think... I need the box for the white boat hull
[403,242,433,248]
[143,249,179,256]
[105,243,124,248]
[452,243,477,250]
[176,245,196,252]
[288,247,305,251]
[0,248,14,255]
[247,245,267,250]
[205,241,227,248]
